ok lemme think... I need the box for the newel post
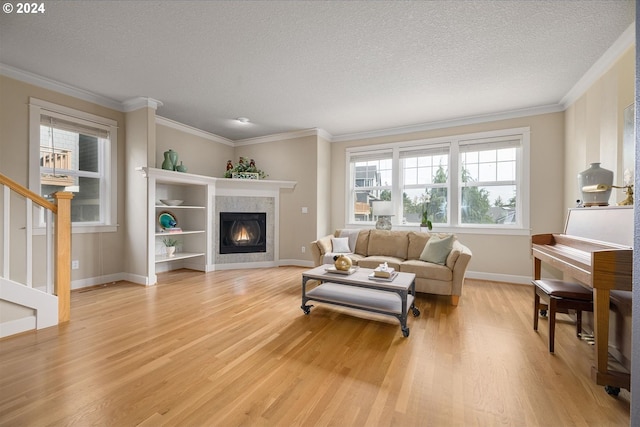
[53,191,73,323]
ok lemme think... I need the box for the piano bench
[532,279,594,353]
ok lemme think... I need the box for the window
[29,98,118,232]
[346,128,529,233]
[400,146,449,225]
[349,150,393,222]
[460,137,520,226]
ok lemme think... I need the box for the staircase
[0,173,72,338]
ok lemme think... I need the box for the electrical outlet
[72,260,79,270]
[301,246,306,254]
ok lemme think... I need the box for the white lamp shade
[372,200,393,216]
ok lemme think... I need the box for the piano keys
[531,206,633,392]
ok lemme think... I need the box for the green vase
[162,149,178,170]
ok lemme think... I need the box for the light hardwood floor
[0,267,630,426]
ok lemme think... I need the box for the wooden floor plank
[0,266,630,426]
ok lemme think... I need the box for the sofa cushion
[338,229,360,252]
[367,230,409,259]
[331,237,351,253]
[357,256,404,271]
[407,231,431,260]
[419,234,455,265]
[354,230,370,256]
[345,253,366,265]
[401,259,453,282]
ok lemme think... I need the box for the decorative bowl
[160,199,184,206]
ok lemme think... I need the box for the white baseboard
[213,261,280,270]
[71,272,149,288]
[68,267,531,290]
[71,272,129,289]
[121,272,149,285]
[278,259,314,268]
[465,270,531,285]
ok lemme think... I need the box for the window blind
[41,113,110,139]
[349,149,393,163]
[459,137,520,153]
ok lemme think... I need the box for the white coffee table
[301,265,420,337]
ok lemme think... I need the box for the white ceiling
[0,1,635,141]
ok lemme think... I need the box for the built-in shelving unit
[140,167,296,285]
[142,167,212,284]
[154,204,207,264]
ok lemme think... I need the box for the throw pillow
[419,234,455,265]
[331,237,351,254]
[338,229,360,252]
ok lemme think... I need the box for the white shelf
[155,252,205,263]
[155,205,205,209]
[155,230,204,237]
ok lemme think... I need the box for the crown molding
[330,104,563,143]
[122,97,163,112]
[561,22,635,107]
[233,128,331,146]
[156,116,234,146]
[0,62,124,111]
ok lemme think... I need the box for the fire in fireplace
[220,212,266,254]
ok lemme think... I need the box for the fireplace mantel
[140,167,297,284]
[139,167,296,192]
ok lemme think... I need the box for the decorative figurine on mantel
[224,156,268,179]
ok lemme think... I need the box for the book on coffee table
[373,266,395,278]
[325,266,359,275]
[368,271,398,282]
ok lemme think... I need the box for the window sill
[346,223,531,236]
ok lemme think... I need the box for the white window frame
[345,127,530,235]
[28,98,118,233]
[347,148,394,223]
[399,143,451,226]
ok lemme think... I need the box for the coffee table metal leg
[301,277,314,314]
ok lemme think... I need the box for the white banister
[26,198,33,288]
[0,172,73,334]
[46,208,53,294]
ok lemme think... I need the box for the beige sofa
[310,229,472,306]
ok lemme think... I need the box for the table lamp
[372,201,394,230]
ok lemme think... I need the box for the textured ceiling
[0,1,635,141]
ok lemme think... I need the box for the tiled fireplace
[214,195,275,267]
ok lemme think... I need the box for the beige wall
[156,125,234,177]
[330,112,565,281]
[0,75,127,283]
[233,136,319,262]
[564,46,635,212]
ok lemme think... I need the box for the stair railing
[0,173,73,322]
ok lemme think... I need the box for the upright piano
[531,206,633,392]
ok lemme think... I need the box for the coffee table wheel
[402,327,410,337]
[604,385,620,396]
[301,304,313,315]
[539,309,547,317]
[412,307,420,317]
